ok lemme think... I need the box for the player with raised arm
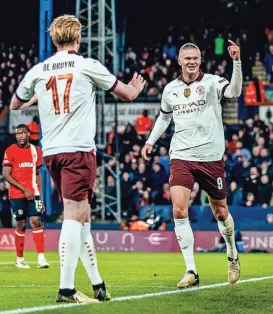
[142,40,242,288]
[10,15,146,304]
[2,124,49,269]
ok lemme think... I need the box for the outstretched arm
[146,111,172,146]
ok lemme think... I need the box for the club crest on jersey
[196,86,205,95]
[184,88,191,98]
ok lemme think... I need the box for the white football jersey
[161,72,229,161]
[16,50,117,156]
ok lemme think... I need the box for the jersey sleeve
[15,67,36,102]
[160,87,173,114]
[84,58,118,91]
[213,76,230,99]
[36,147,43,168]
[2,147,14,167]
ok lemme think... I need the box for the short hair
[179,43,200,55]
[16,124,29,132]
[49,15,82,45]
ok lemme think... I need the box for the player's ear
[76,34,81,46]
[177,56,181,66]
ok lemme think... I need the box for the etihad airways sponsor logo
[19,162,34,168]
[172,100,206,111]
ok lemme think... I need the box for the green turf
[0,252,272,313]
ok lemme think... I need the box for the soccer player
[10,15,146,304]
[142,40,242,287]
[2,124,50,269]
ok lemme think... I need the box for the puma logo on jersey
[19,162,34,168]
[173,92,178,97]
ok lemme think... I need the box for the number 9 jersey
[15,50,118,157]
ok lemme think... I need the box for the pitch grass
[0,252,272,314]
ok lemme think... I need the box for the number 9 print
[217,177,223,190]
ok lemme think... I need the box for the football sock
[80,223,103,286]
[59,219,82,293]
[15,228,25,258]
[217,213,238,259]
[32,226,45,258]
[174,218,197,274]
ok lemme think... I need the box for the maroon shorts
[44,151,96,202]
[169,159,226,200]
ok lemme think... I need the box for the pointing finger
[228,39,237,46]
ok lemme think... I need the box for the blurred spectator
[227,181,243,206]
[163,36,177,60]
[151,163,166,200]
[154,183,172,205]
[27,115,40,146]
[120,172,133,212]
[264,44,273,82]
[121,123,139,156]
[214,33,225,60]
[257,175,272,208]
[158,146,170,176]
[243,192,257,207]
[266,214,273,224]
[135,109,153,138]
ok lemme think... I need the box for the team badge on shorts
[184,88,191,98]
[196,86,205,95]
[18,209,24,216]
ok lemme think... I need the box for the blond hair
[179,43,200,55]
[49,15,82,45]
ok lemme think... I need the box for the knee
[63,198,90,223]
[16,220,26,232]
[30,217,41,228]
[173,202,188,219]
[214,204,229,221]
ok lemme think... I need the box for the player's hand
[24,188,34,201]
[129,73,146,94]
[141,143,153,161]
[227,40,240,61]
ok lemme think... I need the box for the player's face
[16,128,30,147]
[178,49,201,77]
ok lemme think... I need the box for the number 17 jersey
[16,50,117,157]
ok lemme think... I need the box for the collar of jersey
[178,72,204,86]
[54,50,81,56]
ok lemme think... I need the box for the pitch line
[0,276,272,314]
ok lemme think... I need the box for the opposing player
[142,41,242,287]
[2,124,50,269]
[10,15,146,304]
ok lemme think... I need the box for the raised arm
[224,40,242,98]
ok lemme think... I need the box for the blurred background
[0,0,273,253]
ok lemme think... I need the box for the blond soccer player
[11,15,146,304]
[142,41,242,288]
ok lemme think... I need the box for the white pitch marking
[0,261,59,265]
[0,276,272,314]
